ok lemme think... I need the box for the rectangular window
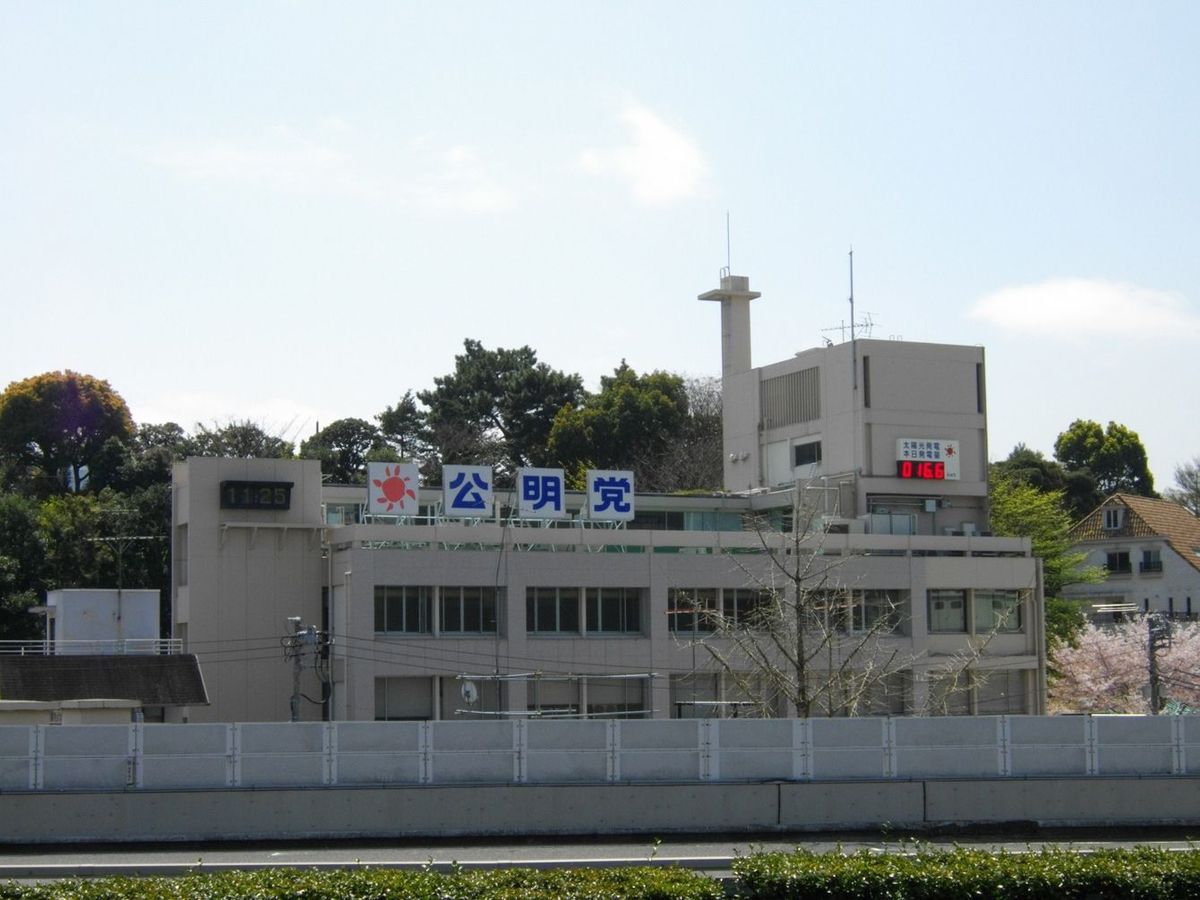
[667,588,719,634]
[374,585,432,633]
[586,677,648,719]
[1106,551,1132,574]
[1103,507,1124,530]
[928,589,967,633]
[525,587,579,634]
[1140,549,1163,574]
[973,589,1023,634]
[724,588,768,627]
[862,356,871,408]
[440,586,501,634]
[374,676,433,721]
[851,590,905,633]
[586,587,642,634]
[793,440,822,467]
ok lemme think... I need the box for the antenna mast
[725,211,732,272]
[849,247,857,390]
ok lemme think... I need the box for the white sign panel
[443,464,494,516]
[895,438,960,481]
[586,469,635,521]
[367,462,421,514]
[518,467,567,518]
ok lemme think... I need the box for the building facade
[170,273,1046,724]
[1063,493,1200,621]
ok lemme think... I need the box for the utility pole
[1148,613,1171,715]
[282,617,329,722]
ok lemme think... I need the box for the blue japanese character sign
[518,467,567,519]
[442,465,494,517]
[586,469,634,521]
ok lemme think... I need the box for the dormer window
[1103,507,1124,530]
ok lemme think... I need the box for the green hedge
[5,849,1200,899]
[0,865,724,900]
[734,847,1200,899]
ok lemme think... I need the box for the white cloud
[578,103,709,206]
[146,128,515,214]
[969,278,1199,339]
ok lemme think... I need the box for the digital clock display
[896,460,945,480]
[220,480,293,510]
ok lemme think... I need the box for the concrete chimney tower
[698,274,761,377]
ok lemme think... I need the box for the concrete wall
[2,777,1200,844]
[3,715,1199,842]
[47,589,160,650]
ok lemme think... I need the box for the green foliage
[1054,418,1156,500]
[549,363,718,492]
[420,339,584,478]
[989,472,1104,601]
[299,417,383,484]
[0,370,135,495]
[1044,595,1087,651]
[734,846,1200,899]
[377,390,431,461]
[192,420,295,459]
[0,865,723,899]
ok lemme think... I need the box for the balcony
[1140,560,1164,574]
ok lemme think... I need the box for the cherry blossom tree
[1049,617,1200,714]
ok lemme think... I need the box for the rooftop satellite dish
[461,681,479,704]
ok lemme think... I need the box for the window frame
[525,586,581,635]
[374,585,433,634]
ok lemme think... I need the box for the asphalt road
[2,829,1199,879]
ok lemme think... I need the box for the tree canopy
[419,340,583,478]
[299,418,384,484]
[1053,419,1155,500]
[0,371,134,495]
[192,420,295,459]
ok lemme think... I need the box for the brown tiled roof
[0,655,209,706]
[1071,493,1200,574]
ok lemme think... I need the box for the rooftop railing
[0,638,183,656]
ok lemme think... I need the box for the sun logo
[373,465,416,511]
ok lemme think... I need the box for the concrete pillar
[698,274,761,377]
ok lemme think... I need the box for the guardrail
[0,639,183,656]
[0,715,1194,792]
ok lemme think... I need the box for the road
[1,830,1199,880]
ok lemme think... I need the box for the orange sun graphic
[373,465,416,511]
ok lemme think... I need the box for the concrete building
[1062,493,1200,621]
[170,273,1045,724]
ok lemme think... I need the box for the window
[928,589,967,633]
[440,586,500,634]
[1140,549,1163,574]
[1106,551,1132,574]
[973,590,1023,633]
[668,588,719,634]
[525,587,579,634]
[1103,507,1124,530]
[724,588,769,627]
[586,677,648,719]
[851,590,905,633]
[374,585,432,633]
[586,588,642,633]
[374,677,432,720]
[793,440,822,467]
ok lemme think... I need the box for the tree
[691,495,918,717]
[988,474,1103,602]
[1049,618,1200,714]
[192,420,294,459]
[0,493,43,640]
[991,444,1066,494]
[377,391,430,460]
[420,340,583,478]
[0,371,134,495]
[548,363,693,492]
[299,418,383,484]
[1165,456,1200,516]
[1053,419,1156,499]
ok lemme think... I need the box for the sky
[2,3,1197,489]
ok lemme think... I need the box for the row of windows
[1105,549,1162,575]
[927,589,1023,634]
[373,585,1025,636]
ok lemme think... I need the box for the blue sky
[2,2,1197,488]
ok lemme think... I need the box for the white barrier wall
[2,715,1199,792]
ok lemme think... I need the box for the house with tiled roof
[1062,493,1200,621]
